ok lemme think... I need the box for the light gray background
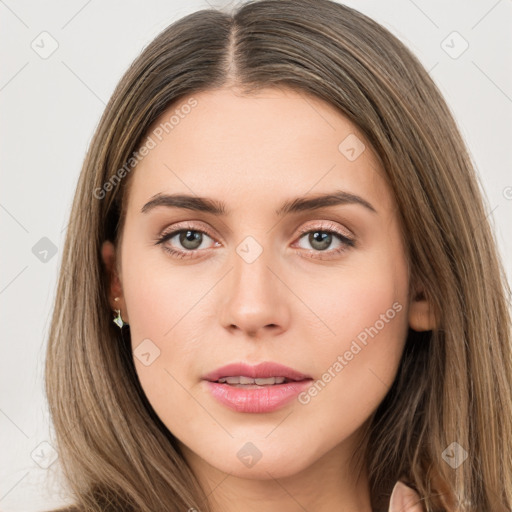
[1,0,511,510]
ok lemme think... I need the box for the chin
[198,441,317,481]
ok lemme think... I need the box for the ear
[101,240,128,322]
[408,285,437,332]
[389,481,424,512]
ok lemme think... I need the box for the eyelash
[154,221,355,261]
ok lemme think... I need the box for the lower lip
[204,380,313,413]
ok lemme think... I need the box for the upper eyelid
[296,220,354,238]
[160,220,216,237]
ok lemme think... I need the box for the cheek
[295,243,409,432]
[121,237,210,340]
[119,242,209,404]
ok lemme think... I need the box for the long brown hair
[45,1,512,510]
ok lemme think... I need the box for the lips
[201,361,312,384]
[202,362,314,413]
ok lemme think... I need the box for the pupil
[180,230,202,249]
[310,231,331,251]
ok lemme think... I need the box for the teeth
[217,376,287,385]
[255,377,285,385]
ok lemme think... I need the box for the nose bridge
[233,237,272,297]
[218,234,290,336]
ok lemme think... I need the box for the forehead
[126,86,392,215]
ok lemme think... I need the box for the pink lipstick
[202,362,313,413]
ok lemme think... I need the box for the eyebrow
[140,190,377,216]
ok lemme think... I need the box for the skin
[102,86,434,512]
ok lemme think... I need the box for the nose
[218,247,291,339]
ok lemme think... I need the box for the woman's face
[105,86,417,484]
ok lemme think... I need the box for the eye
[292,221,355,260]
[155,223,219,259]
[155,220,355,260]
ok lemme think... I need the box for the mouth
[214,375,301,388]
[201,361,312,386]
[201,361,313,412]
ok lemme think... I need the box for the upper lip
[202,362,312,382]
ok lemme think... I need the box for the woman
[45,0,512,510]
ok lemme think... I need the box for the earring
[113,297,127,328]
